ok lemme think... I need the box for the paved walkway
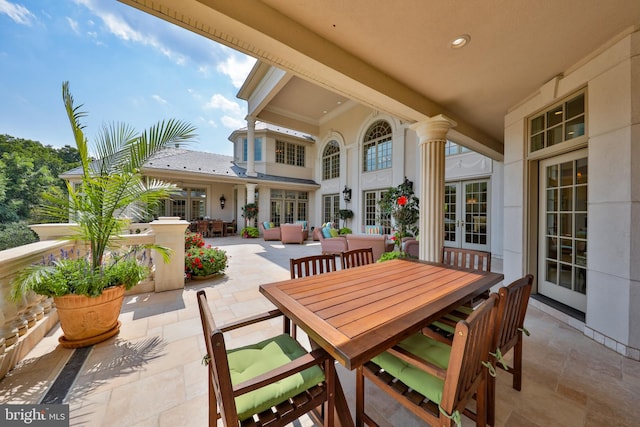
[1,236,639,426]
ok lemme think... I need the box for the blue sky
[0,0,256,155]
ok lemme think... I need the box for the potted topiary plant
[11,81,196,348]
[338,209,354,229]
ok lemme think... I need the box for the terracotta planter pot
[53,285,125,348]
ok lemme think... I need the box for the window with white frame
[322,194,340,224]
[363,120,392,172]
[270,189,308,225]
[445,140,471,156]
[529,90,585,153]
[276,140,305,167]
[322,141,340,180]
[363,189,390,234]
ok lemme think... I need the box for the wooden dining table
[260,258,503,426]
[259,258,504,370]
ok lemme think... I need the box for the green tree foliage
[0,222,39,251]
[0,134,81,223]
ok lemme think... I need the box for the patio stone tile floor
[1,236,639,426]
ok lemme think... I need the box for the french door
[444,180,489,252]
[538,149,587,312]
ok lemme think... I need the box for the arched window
[363,120,392,172]
[322,140,340,180]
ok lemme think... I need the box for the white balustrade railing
[0,217,188,380]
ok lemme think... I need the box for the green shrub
[241,226,259,238]
[0,222,39,251]
[12,254,148,298]
[377,251,412,262]
[185,246,228,278]
[339,227,352,235]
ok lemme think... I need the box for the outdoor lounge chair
[258,221,281,241]
[280,223,306,244]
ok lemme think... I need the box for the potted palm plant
[11,81,196,348]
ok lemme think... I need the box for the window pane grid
[275,140,305,167]
[323,194,340,223]
[363,120,392,172]
[530,91,585,153]
[322,141,340,180]
[544,158,588,295]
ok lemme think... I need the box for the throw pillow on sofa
[329,228,339,238]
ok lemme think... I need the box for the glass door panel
[444,184,458,246]
[538,149,587,312]
[444,180,489,252]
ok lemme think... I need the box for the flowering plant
[185,231,205,250]
[185,245,228,278]
[378,182,420,238]
[242,203,259,220]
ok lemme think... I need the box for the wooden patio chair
[290,254,338,279]
[197,290,335,427]
[423,275,534,425]
[289,254,338,338]
[356,294,498,427]
[197,220,209,237]
[211,220,224,237]
[224,219,236,236]
[340,248,375,269]
[442,247,492,272]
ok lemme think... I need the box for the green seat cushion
[228,333,325,421]
[371,333,451,404]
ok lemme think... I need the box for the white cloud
[221,116,244,129]
[0,0,35,25]
[216,51,256,88]
[152,95,167,105]
[73,0,187,65]
[66,17,80,34]
[204,94,243,116]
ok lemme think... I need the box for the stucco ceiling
[120,0,640,158]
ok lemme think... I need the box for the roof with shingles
[60,148,319,187]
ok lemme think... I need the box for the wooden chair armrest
[219,309,283,332]
[387,345,447,380]
[233,348,331,396]
[421,327,454,345]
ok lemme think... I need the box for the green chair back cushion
[371,333,451,404]
[227,333,325,421]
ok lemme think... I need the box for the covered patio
[1,237,637,426]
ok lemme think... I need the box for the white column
[246,117,257,177]
[410,115,457,262]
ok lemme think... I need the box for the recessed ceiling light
[450,34,470,49]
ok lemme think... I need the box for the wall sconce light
[342,185,352,202]
[219,194,226,210]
